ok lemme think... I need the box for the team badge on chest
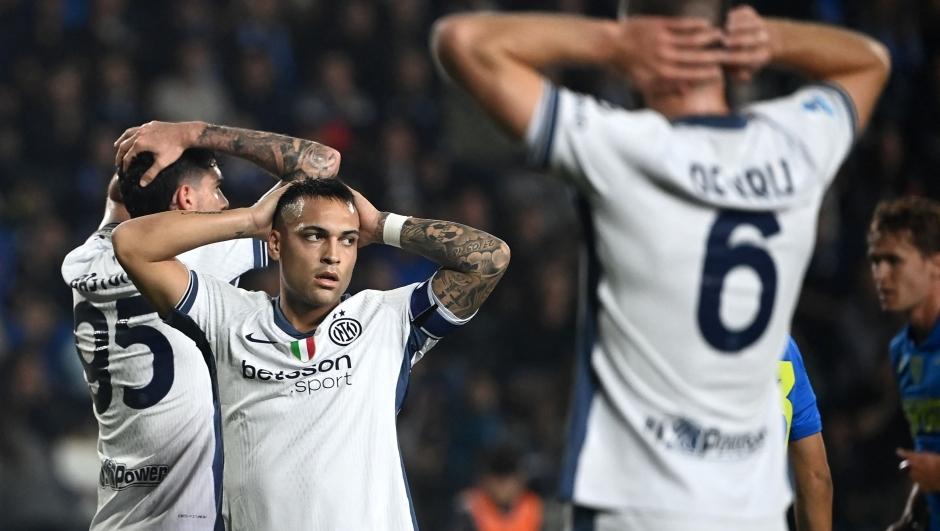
[329,316,362,346]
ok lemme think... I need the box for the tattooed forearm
[399,217,511,318]
[196,124,339,179]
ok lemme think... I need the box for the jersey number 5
[697,211,780,353]
[73,296,175,414]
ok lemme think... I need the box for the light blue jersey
[890,321,940,531]
[778,337,822,444]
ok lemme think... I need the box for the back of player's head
[273,177,356,230]
[619,0,726,26]
[118,149,218,218]
[869,197,940,256]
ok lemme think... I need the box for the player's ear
[928,252,940,279]
[174,184,195,211]
[268,228,282,261]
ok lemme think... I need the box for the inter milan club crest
[329,317,362,346]
[290,336,316,363]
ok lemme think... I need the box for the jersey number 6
[73,296,175,414]
[697,211,781,354]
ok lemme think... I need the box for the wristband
[382,213,408,248]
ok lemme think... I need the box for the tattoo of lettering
[399,218,510,318]
[179,211,222,215]
[197,125,338,179]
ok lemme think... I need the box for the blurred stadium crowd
[0,0,938,529]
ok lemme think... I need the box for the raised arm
[351,189,510,319]
[723,6,890,131]
[788,433,833,531]
[431,13,723,139]
[112,185,288,316]
[114,121,341,186]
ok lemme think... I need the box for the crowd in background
[0,0,938,529]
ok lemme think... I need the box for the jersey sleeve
[746,83,857,186]
[165,270,257,360]
[177,238,268,284]
[785,339,823,441]
[524,81,670,197]
[383,274,475,368]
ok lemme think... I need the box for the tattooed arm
[112,186,291,317]
[351,189,510,319]
[398,216,511,318]
[114,121,341,186]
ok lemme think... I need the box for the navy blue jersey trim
[572,505,598,531]
[409,280,463,340]
[252,239,263,269]
[814,81,859,139]
[165,310,224,529]
[176,270,199,314]
[397,324,422,529]
[528,83,560,169]
[271,298,315,339]
[559,196,601,501]
[672,114,749,129]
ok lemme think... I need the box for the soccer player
[110,174,510,529]
[62,122,339,530]
[779,337,832,531]
[868,198,940,531]
[432,2,888,529]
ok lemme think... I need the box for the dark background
[0,0,936,529]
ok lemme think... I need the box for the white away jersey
[168,270,471,531]
[61,225,266,531]
[527,82,855,526]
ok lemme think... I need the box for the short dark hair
[620,0,726,25]
[273,177,356,230]
[869,197,940,257]
[118,149,218,218]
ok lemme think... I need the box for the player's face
[274,196,359,310]
[188,167,229,212]
[869,231,937,312]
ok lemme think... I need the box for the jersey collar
[672,114,749,129]
[902,319,940,351]
[272,298,316,339]
[271,294,353,339]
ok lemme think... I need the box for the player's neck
[908,289,940,343]
[278,291,335,334]
[645,86,730,120]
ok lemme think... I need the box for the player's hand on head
[348,187,381,247]
[114,121,204,187]
[721,5,773,83]
[250,181,293,238]
[614,16,723,91]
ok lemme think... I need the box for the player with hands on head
[111,174,510,530]
[62,122,340,531]
[433,1,888,530]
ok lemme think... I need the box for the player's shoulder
[554,85,669,133]
[189,269,270,308]
[781,337,804,364]
[889,327,911,357]
[349,282,422,309]
[746,83,857,133]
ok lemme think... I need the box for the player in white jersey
[63,122,339,530]
[110,176,510,530]
[432,3,888,529]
